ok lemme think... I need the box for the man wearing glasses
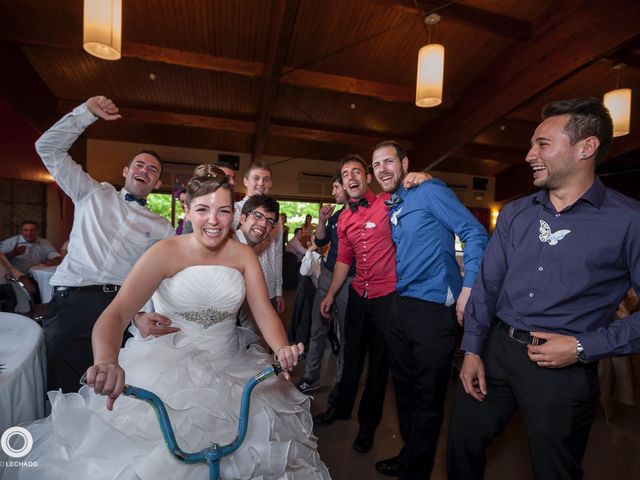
[234,161,285,314]
[235,194,279,342]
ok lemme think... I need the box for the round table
[0,313,46,433]
[29,264,57,303]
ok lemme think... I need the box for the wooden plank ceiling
[0,0,639,202]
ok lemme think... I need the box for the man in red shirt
[315,153,397,453]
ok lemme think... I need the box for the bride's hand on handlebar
[85,362,126,411]
[275,343,304,380]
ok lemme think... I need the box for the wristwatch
[575,339,588,364]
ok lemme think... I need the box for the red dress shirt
[337,190,396,298]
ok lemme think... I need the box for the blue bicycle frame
[121,355,302,480]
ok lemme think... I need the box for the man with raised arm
[35,96,175,393]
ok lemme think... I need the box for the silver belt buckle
[102,285,118,293]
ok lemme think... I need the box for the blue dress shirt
[462,178,640,360]
[390,179,489,305]
[316,206,356,276]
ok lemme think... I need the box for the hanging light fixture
[415,14,444,108]
[603,63,631,137]
[83,0,122,60]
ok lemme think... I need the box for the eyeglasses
[248,210,276,227]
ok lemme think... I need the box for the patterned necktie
[348,197,370,212]
[124,193,147,206]
[384,193,403,208]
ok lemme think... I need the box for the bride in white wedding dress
[11,166,330,479]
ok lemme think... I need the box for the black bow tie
[384,193,403,208]
[348,197,370,212]
[124,193,147,206]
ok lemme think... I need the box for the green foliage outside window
[279,200,327,241]
[147,193,183,225]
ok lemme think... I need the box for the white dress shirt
[0,235,60,273]
[35,103,175,287]
[234,197,283,298]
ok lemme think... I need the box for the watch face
[577,350,588,363]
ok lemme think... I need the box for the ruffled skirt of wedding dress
[10,321,330,480]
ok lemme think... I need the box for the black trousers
[334,287,391,434]
[0,284,17,312]
[447,322,600,480]
[43,288,119,393]
[385,294,458,479]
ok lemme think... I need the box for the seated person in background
[1,221,62,273]
[287,227,307,262]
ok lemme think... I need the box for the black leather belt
[497,319,546,346]
[54,284,121,294]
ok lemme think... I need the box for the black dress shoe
[313,406,349,426]
[352,431,374,453]
[375,455,400,477]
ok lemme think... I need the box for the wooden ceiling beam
[57,100,256,134]
[2,33,419,104]
[412,0,640,172]
[57,100,400,147]
[280,68,414,103]
[366,0,532,41]
[608,49,640,70]
[270,123,411,147]
[252,0,300,162]
[124,42,263,78]
[456,143,527,165]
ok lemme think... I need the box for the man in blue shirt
[371,141,489,479]
[448,97,640,479]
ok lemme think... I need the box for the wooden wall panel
[0,98,51,182]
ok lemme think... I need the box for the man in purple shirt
[448,97,640,479]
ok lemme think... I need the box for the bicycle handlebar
[121,352,306,480]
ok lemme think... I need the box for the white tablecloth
[29,264,57,303]
[0,313,46,433]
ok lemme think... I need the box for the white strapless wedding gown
[10,266,330,479]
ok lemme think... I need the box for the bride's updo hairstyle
[185,164,232,207]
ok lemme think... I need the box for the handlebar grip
[272,352,306,376]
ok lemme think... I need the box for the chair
[4,274,47,322]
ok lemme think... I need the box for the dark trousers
[333,287,391,434]
[385,294,458,479]
[43,288,119,393]
[447,322,600,480]
[0,284,17,312]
